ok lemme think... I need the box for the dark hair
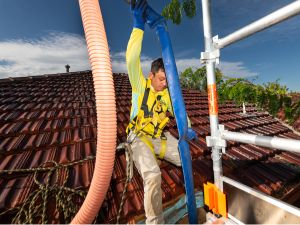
[151,58,165,75]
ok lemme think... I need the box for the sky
[0,0,299,91]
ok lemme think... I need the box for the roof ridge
[0,70,93,83]
[0,71,133,84]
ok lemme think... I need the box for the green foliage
[263,80,289,116]
[180,66,223,91]
[264,80,288,96]
[286,99,300,124]
[162,0,196,24]
[254,84,267,108]
[162,0,181,24]
[284,105,293,122]
[219,78,294,120]
[182,0,196,18]
[219,78,257,105]
[180,67,206,90]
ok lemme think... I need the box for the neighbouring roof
[0,71,299,223]
[291,93,300,104]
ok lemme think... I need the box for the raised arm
[126,0,148,93]
[126,28,146,93]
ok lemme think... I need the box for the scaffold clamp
[206,124,227,153]
[200,35,220,65]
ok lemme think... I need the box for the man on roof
[126,0,183,224]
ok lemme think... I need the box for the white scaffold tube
[217,0,300,49]
[221,130,300,153]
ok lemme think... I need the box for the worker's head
[149,58,167,92]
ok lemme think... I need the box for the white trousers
[131,131,181,224]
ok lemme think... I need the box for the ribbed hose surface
[71,0,117,223]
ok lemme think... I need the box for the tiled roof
[0,71,299,223]
[291,93,300,104]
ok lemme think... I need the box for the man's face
[149,69,167,92]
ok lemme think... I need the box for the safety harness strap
[141,87,151,117]
[158,139,167,159]
[139,135,156,157]
[139,135,168,160]
[141,81,158,118]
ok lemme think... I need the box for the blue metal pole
[145,4,198,223]
[155,23,198,224]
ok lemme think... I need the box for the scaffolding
[201,0,300,223]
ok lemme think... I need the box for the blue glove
[145,5,166,29]
[131,0,147,30]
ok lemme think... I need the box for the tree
[219,78,294,119]
[263,80,290,116]
[162,0,197,24]
[180,67,206,90]
[219,78,257,105]
[180,66,223,91]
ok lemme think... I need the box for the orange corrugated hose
[71,0,117,224]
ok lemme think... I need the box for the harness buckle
[127,130,137,144]
[160,132,167,140]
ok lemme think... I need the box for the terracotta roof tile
[0,175,35,209]
[0,71,299,223]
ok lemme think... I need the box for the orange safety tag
[207,84,218,115]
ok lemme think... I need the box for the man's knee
[144,170,161,183]
[144,172,161,195]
